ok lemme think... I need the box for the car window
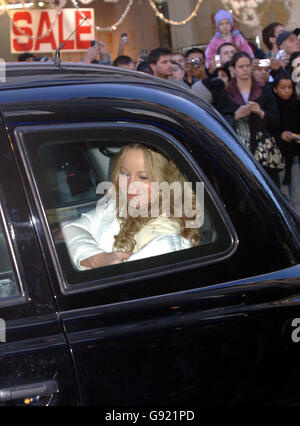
[0,214,19,299]
[16,124,237,293]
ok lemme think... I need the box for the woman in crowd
[272,73,300,211]
[226,52,283,186]
[62,144,201,270]
[205,9,254,69]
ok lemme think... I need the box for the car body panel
[0,63,299,406]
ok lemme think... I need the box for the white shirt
[62,196,193,270]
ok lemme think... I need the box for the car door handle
[0,380,59,404]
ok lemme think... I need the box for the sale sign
[10,8,95,53]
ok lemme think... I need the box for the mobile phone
[258,59,271,67]
[275,49,285,60]
[91,40,98,47]
[215,54,221,68]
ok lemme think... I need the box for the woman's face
[218,19,232,36]
[118,149,152,207]
[274,78,293,100]
[234,57,252,81]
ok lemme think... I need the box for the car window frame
[0,186,28,307]
[14,122,239,296]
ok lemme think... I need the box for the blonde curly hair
[111,143,201,253]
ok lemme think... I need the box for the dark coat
[226,78,280,154]
[202,78,237,128]
[273,91,300,181]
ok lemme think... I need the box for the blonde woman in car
[62,143,201,270]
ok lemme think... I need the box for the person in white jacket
[62,143,201,270]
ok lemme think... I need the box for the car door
[0,123,79,406]
[13,119,300,406]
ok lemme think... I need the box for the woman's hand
[80,251,131,269]
[281,131,294,142]
[270,56,281,71]
[247,101,265,119]
[234,105,250,120]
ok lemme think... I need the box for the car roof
[2,62,188,92]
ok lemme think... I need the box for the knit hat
[214,9,239,39]
[214,9,234,28]
[276,31,292,48]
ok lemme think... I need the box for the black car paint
[0,64,299,406]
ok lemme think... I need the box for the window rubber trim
[14,122,239,296]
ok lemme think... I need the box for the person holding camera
[81,40,111,65]
[183,48,207,87]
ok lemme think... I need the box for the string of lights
[71,0,134,32]
[147,0,202,26]
[219,0,294,26]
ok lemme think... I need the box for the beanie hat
[276,31,292,48]
[214,9,234,28]
[214,9,240,39]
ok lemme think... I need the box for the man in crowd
[81,41,111,65]
[276,31,300,61]
[183,48,206,87]
[18,52,36,62]
[218,42,237,65]
[113,55,135,70]
[262,22,285,57]
[207,42,237,78]
[148,47,173,80]
[171,52,185,68]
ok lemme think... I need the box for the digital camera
[258,59,271,67]
[189,57,202,68]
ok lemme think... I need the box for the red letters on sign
[11,9,94,53]
[12,11,33,52]
[34,11,57,51]
[75,10,92,50]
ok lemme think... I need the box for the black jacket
[226,78,280,153]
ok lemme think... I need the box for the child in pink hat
[205,9,254,68]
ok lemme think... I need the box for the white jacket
[62,196,192,270]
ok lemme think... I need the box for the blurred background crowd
[17,9,300,214]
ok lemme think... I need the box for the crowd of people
[18,9,300,214]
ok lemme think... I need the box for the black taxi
[0,62,299,406]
